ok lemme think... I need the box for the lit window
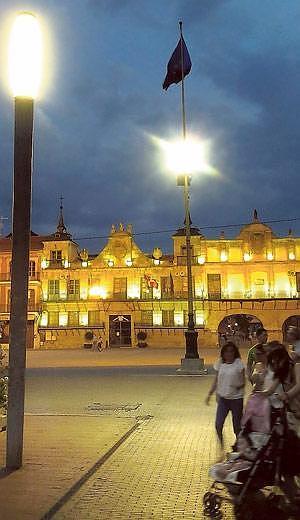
[29,260,36,276]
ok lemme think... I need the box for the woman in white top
[206,342,245,447]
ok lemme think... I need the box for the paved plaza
[0,348,271,519]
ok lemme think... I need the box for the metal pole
[6,97,34,470]
[179,21,199,360]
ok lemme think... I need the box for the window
[50,250,62,261]
[88,310,100,326]
[177,276,195,298]
[162,310,174,326]
[48,280,60,300]
[140,278,153,299]
[113,277,127,298]
[48,312,59,326]
[29,260,36,277]
[296,273,300,293]
[207,274,221,300]
[68,311,79,326]
[161,276,174,298]
[141,310,153,325]
[68,279,80,299]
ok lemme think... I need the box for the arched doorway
[282,315,300,342]
[218,314,264,348]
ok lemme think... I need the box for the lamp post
[165,138,206,371]
[6,12,42,470]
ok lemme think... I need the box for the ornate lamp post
[165,138,207,371]
[6,12,43,469]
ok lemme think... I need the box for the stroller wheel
[203,492,223,518]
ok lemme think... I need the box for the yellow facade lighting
[40,311,48,327]
[108,259,114,267]
[89,286,107,299]
[243,252,251,262]
[59,312,68,327]
[9,13,42,98]
[195,312,205,326]
[220,251,228,262]
[174,311,184,326]
[267,252,274,261]
[197,256,205,265]
[79,312,88,326]
[127,284,140,299]
[289,252,296,260]
[153,311,162,326]
[125,258,133,267]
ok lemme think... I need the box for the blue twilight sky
[0,0,300,254]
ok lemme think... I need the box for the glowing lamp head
[164,138,209,175]
[8,12,42,98]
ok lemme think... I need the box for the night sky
[1,1,300,254]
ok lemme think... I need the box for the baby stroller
[203,401,300,519]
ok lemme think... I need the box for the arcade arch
[218,314,264,348]
[282,315,300,342]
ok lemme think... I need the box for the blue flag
[163,36,192,90]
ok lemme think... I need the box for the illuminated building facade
[0,209,300,349]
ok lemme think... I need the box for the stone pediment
[92,223,152,267]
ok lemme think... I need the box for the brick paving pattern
[54,377,235,519]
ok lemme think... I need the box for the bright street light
[160,135,210,369]
[6,12,43,470]
[163,137,210,175]
[8,12,42,98]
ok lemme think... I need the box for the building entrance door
[109,315,131,347]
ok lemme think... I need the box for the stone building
[0,208,300,349]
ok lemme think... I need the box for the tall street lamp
[6,12,43,470]
[165,137,208,371]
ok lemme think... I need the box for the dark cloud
[1,0,300,251]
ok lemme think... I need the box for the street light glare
[8,12,42,98]
[165,139,208,175]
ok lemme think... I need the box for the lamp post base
[184,329,199,359]
[177,329,206,373]
[180,357,205,373]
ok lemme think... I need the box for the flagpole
[178,21,199,361]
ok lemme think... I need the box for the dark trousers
[215,396,243,444]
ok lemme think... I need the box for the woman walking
[206,342,245,449]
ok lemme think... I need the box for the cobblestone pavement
[51,376,236,520]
